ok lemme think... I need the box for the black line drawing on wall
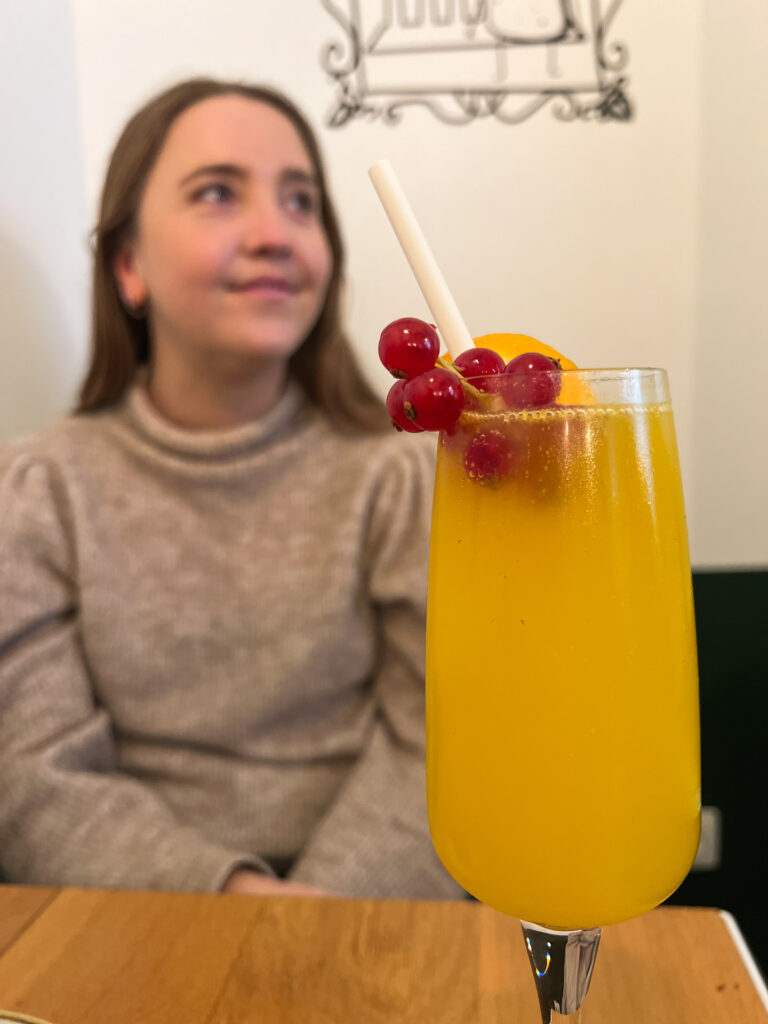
[320,0,632,126]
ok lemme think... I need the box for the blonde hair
[78,77,388,433]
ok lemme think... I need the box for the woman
[0,78,461,900]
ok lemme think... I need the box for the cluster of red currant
[379,317,563,434]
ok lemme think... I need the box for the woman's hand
[221,867,336,897]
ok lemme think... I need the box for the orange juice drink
[426,370,701,930]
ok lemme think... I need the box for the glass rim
[454,366,671,412]
[460,366,671,385]
[461,366,667,381]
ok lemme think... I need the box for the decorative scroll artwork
[320,0,632,126]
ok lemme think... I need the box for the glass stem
[521,921,602,1024]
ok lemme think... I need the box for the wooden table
[0,887,765,1022]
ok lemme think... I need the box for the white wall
[1,0,765,568]
[0,0,88,438]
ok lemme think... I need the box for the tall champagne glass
[426,368,701,1021]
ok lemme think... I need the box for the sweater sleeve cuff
[158,838,277,893]
[210,855,277,893]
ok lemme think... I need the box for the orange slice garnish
[471,333,592,406]
[473,333,577,370]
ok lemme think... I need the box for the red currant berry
[386,379,423,433]
[463,430,520,485]
[453,347,506,392]
[501,351,562,409]
[403,368,465,432]
[378,317,440,379]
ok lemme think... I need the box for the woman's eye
[285,189,319,215]
[192,182,234,204]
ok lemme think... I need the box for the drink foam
[460,402,672,427]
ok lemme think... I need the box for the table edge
[718,910,768,1012]
[0,1013,57,1024]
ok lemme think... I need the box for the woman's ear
[113,242,148,314]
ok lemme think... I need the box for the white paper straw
[368,159,473,360]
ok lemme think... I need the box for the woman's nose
[240,197,292,255]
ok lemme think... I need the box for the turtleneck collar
[122,377,311,462]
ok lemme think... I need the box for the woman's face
[115,95,333,371]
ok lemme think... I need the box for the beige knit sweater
[0,380,462,899]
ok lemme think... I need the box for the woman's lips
[228,276,299,297]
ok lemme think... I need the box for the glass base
[521,921,602,1023]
